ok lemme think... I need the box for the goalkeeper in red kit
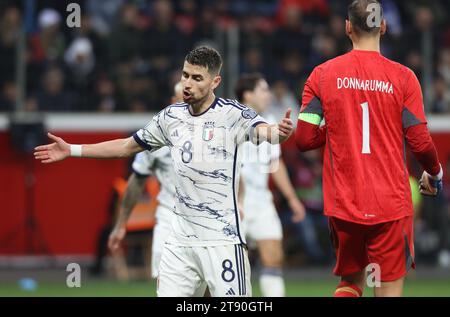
[295,0,443,297]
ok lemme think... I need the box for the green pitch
[1,278,450,297]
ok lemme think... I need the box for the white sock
[259,267,285,297]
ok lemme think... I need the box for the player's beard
[185,92,210,112]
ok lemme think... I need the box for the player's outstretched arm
[255,109,294,144]
[109,173,148,253]
[34,133,144,163]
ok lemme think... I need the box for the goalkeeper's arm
[295,113,327,152]
[405,123,443,196]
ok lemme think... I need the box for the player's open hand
[277,108,294,143]
[419,171,443,197]
[34,133,70,163]
[108,226,126,253]
[289,197,306,223]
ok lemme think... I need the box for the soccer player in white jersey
[108,82,183,280]
[34,46,294,297]
[235,73,306,297]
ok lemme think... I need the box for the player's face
[181,62,221,106]
[251,80,272,113]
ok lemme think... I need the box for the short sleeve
[132,152,155,176]
[299,66,323,126]
[133,111,170,152]
[402,68,427,130]
[235,107,268,145]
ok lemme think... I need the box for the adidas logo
[226,288,235,296]
[171,130,179,138]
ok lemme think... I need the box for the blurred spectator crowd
[0,0,449,114]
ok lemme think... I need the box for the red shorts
[328,216,415,282]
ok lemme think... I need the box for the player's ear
[380,19,387,36]
[345,19,352,37]
[211,75,221,90]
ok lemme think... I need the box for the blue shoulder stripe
[133,133,153,151]
[217,98,246,110]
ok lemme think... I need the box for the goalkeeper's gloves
[419,165,443,197]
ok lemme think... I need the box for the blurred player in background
[296,0,443,297]
[34,46,294,297]
[107,82,182,280]
[235,73,306,297]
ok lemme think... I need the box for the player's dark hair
[185,46,223,75]
[234,73,264,103]
[348,0,383,37]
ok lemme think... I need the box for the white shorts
[243,192,283,242]
[151,205,174,278]
[157,243,252,297]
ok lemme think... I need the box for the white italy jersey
[131,147,176,210]
[133,97,267,246]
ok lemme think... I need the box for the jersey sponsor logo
[202,122,215,141]
[337,77,394,94]
[241,108,258,120]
